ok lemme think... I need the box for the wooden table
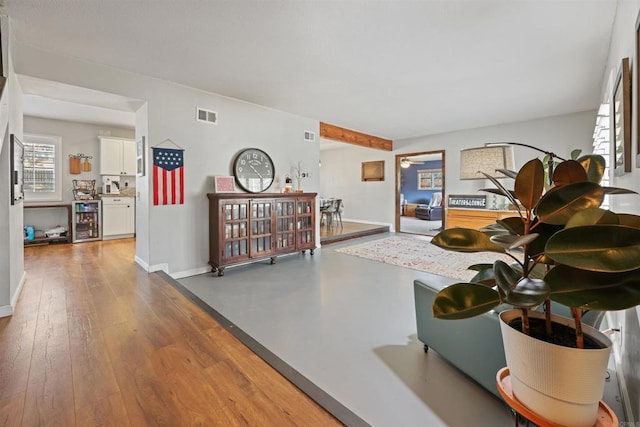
[496,368,618,427]
[403,203,418,217]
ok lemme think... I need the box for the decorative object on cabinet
[233,148,275,193]
[361,160,384,182]
[136,136,145,176]
[72,179,96,200]
[152,141,185,205]
[99,137,136,175]
[292,161,308,191]
[207,192,316,276]
[214,176,235,193]
[10,134,24,205]
[612,57,631,176]
[448,194,487,209]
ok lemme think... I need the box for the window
[23,134,62,202]
[417,169,442,190]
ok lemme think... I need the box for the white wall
[15,43,320,278]
[599,0,640,421]
[0,15,26,317]
[320,110,596,230]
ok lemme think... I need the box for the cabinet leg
[301,250,307,254]
[423,344,429,353]
[270,257,277,265]
[211,266,218,274]
[310,248,315,255]
[217,267,225,277]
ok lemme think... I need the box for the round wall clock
[233,148,275,193]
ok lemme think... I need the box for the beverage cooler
[72,200,102,242]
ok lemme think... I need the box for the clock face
[233,148,275,193]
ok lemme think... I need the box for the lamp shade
[460,146,515,180]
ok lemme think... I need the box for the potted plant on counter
[430,153,640,427]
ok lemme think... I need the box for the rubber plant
[431,154,640,348]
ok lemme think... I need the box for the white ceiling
[6,1,617,140]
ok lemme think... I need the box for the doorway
[395,150,445,236]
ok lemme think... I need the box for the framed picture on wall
[417,169,442,190]
[612,57,631,176]
[136,136,145,176]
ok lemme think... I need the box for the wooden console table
[24,204,73,245]
[446,208,518,230]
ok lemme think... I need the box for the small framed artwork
[214,176,235,193]
[136,136,145,176]
[612,57,631,176]
[418,169,443,190]
[361,160,384,181]
[10,134,24,205]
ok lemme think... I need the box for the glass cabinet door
[222,201,249,261]
[296,199,314,249]
[250,200,273,257]
[275,200,296,252]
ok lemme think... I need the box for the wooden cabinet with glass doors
[208,192,317,276]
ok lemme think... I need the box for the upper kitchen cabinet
[99,137,136,175]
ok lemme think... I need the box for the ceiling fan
[400,157,425,168]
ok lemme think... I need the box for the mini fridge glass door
[72,200,102,242]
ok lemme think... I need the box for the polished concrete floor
[399,216,442,236]
[178,233,516,426]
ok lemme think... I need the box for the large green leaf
[545,225,640,272]
[494,260,522,297]
[491,233,539,250]
[552,160,588,187]
[577,154,606,184]
[534,182,604,225]
[503,277,549,308]
[602,186,638,195]
[526,221,564,258]
[617,214,640,228]
[498,217,525,235]
[431,228,505,253]
[432,283,500,319]
[546,265,640,310]
[565,208,619,228]
[514,159,544,210]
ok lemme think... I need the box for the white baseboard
[134,256,149,271]
[170,266,211,280]
[11,271,26,309]
[148,263,168,274]
[0,305,12,318]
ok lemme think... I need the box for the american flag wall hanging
[153,146,185,205]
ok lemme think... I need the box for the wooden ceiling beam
[320,122,393,151]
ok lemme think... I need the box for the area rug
[334,235,513,281]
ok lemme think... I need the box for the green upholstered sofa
[414,279,605,398]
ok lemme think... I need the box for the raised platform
[320,221,388,245]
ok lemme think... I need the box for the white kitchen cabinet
[102,196,135,239]
[99,137,136,176]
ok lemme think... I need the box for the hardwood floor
[1,239,340,426]
[319,221,388,244]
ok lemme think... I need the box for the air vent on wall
[304,131,315,142]
[197,107,218,124]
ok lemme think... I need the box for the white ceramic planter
[499,309,612,427]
